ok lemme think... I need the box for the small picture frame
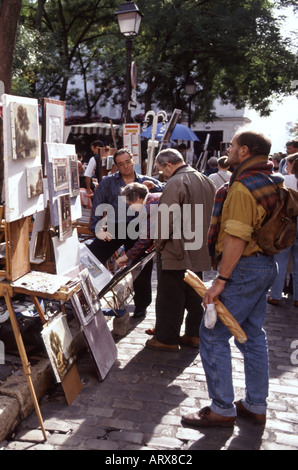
[71,268,101,326]
[26,166,43,199]
[57,193,72,241]
[69,155,80,197]
[53,157,69,192]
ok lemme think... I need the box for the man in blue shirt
[89,148,164,318]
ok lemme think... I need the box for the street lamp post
[184,78,196,128]
[115,1,142,123]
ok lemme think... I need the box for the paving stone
[1,267,298,451]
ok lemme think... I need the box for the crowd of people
[79,132,298,429]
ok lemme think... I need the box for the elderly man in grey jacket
[146,149,216,352]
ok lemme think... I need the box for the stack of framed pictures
[44,142,81,241]
[70,268,117,381]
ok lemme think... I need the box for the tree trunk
[0,0,23,94]
[0,0,22,201]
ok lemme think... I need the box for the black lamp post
[115,1,142,123]
[184,78,196,128]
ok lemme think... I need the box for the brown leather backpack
[252,186,298,255]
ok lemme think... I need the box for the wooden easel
[0,214,47,440]
[0,211,82,440]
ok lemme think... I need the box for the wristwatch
[217,274,230,282]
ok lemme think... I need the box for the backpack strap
[94,154,102,183]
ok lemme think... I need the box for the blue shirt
[90,171,164,234]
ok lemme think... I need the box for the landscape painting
[11,102,40,160]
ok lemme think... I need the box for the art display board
[44,142,82,231]
[2,94,45,223]
[52,229,81,276]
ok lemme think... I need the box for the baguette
[184,270,247,344]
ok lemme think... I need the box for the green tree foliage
[13,0,298,121]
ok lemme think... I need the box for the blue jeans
[200,254,277,417]
[269,238,298,301]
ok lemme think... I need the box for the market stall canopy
[141,122,200,142]
[66,122,123,138]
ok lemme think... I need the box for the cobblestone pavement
[2,267,298,452]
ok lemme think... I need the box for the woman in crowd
[268,153,298,308]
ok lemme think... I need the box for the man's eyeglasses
[117,159,133,168]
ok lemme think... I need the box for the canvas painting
[41,313,76,383]
[58,193,72,241]
[11,102,40,160]
[26,166,43,199]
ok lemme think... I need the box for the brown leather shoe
[180,335,200,348]
[182,407,236,428]
[146,338,180,352]
[267,297,279,306]
[235,400,266,424]
[294,301,298,308]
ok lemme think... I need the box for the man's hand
[142,180,155,190]
[203,279,226,308]
[117,254,129,267]
[96,230,114,241]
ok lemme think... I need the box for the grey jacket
[155,165,216,271]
